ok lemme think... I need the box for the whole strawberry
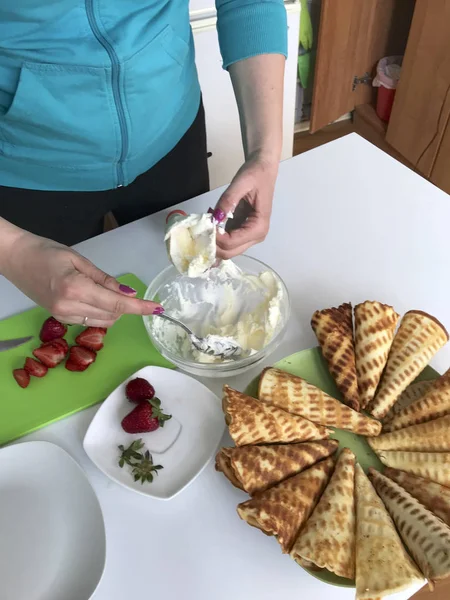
[125,377,155,403]
[40,317,67,343]
[121,402,158,434]
[121,398,171,434]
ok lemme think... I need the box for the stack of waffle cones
[214,299,450,597]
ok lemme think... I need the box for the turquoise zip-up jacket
[0,1,287,192]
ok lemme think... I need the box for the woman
[0,0,286,327]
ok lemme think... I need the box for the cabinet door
[192,5,300,189]
[386,0,450,177]
[310,0,415,132]
[430,113,450,195]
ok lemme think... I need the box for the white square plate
[83,366,225,500]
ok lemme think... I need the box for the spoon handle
[153,313,193,336]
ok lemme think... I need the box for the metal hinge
[352,72,372,91]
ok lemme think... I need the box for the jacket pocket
[0,62,118,168]
[123,25,190,158]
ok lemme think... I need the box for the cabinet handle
[207,152,212,158]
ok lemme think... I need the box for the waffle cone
[369,468,450,585]
[290,448,356,579]
[217,440,338,496]
[222,386,331,447]
[354,301,399,409]
[354,464,423,599]
[384,380,434,422]
[215,448,245,491]
[384,468,450,527]
[258,368,381,436]
[368,414,450,452]
[237,457,335,553]
[383,369,450,432]
[368,311,448,419]
[377,451,450,487]
[311,303,360,411]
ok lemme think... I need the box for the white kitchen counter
[1,133,449,600]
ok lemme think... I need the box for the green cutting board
[0,274,173,446]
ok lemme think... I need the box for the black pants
[0,102,209,246]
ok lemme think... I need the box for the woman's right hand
[0,227,163,328]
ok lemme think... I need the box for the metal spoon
[153,313,243,360]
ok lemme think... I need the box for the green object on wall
[299,0,313,51]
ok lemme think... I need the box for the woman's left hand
[213,152,278,259]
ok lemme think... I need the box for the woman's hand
[213,153,278,259]
[1,229,162,327]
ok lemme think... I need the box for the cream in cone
[215,440,338,496]
[368,310,448,420]
[258,368,381,436]
[237,457,335,553]
[222,386,331,447]
[290,448,356,579]
[384,380,434,422]
[383,369,450,432]
[354,464,423,599]
[368,414,450,452]
[369,468,450,586]
[384,468,450,527]
[354,301,399,409]
[311,302,360,411]
[377,451,450,487]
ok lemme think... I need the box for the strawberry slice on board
[39,317,67,343]
[75,327,107,351]
[13,368,30,388]
[24,357,48,378]
[48,338,69,355]
[32,341,67,368]
[65,346,97,372]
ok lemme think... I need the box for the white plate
[83,366,225,500]
[0,441,106,600]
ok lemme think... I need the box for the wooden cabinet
[386,0,450,180]
[310,0,450,196]
[310,0,415,132]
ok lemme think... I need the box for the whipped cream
[151,260,284,363]
[165,213,216,277]
[165,211,235,277]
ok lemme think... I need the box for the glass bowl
[143,255,290,378]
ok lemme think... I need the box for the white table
[1,133,448,600]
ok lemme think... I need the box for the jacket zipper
[85,0,128,187]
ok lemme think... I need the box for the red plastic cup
[376,86,396,122]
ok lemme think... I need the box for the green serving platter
[245,347,439,588]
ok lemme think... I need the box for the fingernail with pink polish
[153,306,165,315]
[213,208,226,223]
[119,284,137,294]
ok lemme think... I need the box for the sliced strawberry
[33,341,66,368]
[24,357,48,378]
[49,338,69,355]
[75,327,107,351]
[40,317,67,343]
[13,368,30,388]
[65,345,97,372]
